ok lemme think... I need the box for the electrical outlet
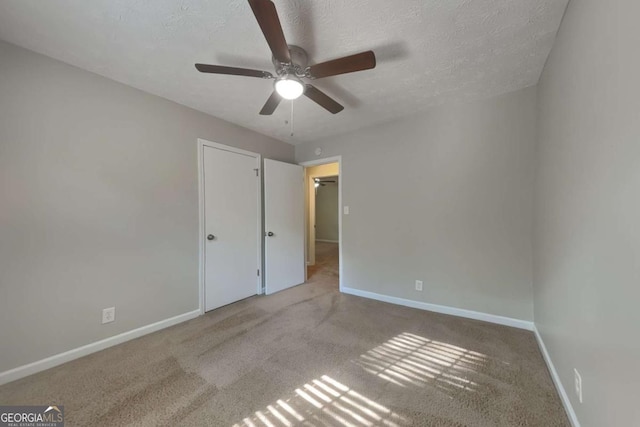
[415,280,423,291]
[102,307,115,324]
[574,368,582,403]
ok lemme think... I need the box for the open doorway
[301,160,341,290]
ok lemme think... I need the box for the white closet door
[203,145,260,311]
[264,159,305,294]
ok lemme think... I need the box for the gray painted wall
[315,181,339,242]
[0,41,293,374]
[534,0,640,425]
[297,87,537,321]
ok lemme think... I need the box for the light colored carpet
[0,247,568,426]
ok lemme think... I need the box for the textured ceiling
[0,0,568,144]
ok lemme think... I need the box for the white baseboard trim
[341,287,534,331]
[315,239,338,243]
[533,326,581,427]
[0,309,200,386]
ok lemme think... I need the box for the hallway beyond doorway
[307,242,338,287]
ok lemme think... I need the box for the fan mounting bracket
[272,45,309,78]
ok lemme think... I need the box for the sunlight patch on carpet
[232,375,408,426]
[353,332,488,395]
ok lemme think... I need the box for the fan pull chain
[290,100,294,137]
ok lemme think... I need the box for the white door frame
[299,156,343,292]
[197,138,263,315]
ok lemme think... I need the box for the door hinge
[257,269,260,276]
[254,168,259,176]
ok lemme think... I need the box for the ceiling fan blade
[259,91,282,115]
[308,51,376,79]
[304,85,344,114]
[248,0,291,64]
[195,64,273,79]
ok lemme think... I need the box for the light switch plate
[343,206,350,215]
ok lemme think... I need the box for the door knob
[207,234,215,241]
[267,231,274,237]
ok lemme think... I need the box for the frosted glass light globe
[274,76,304,100]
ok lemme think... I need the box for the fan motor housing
[273,45,309,77]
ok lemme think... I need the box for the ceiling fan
[314,178,336,187]
[195,0,376,115]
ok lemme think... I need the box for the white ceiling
[0,0,568,144]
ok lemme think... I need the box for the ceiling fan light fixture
[274,75,304,100]
[196,0,376,115]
